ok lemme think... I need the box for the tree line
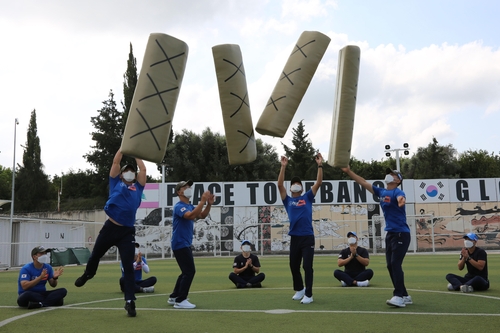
[1,45,499,213]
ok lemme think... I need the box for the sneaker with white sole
[300,296,313,304]
[386,296,406,308]
[167,297,176,305]
[142,286,154,293]
[460,285,474,293]
[340,281,347,287]
[292,288,305,300]
[447,283,455,291]
[357,280,369,287]
[174,299,196,309]
[403,295,413,305]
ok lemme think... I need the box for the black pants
[229,272,266,287]
[17,289,67,307]
[446,273,489,291]
[170,247,196,302]
[385,232,410,297]
[120,276,157,293]
[84,220,136,301]
[289,235,315,297]
[334,269,374,286]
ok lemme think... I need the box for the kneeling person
[334,232,373,287]
[229,240,265,288]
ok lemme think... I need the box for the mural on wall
[415,202,500,249]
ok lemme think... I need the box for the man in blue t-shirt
[17,246,67,309]
[278,153,323,305]
[342,166,411,308]
[74,149,146,317]
[168,180,215,309]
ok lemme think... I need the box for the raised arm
[278,156,288,200]
[341,166,374,195]
[311,153,323,195]
[135,158,147,186]
[110,149,124,178]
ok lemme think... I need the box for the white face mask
[242,245,251,252]
[123,171,135,182]
[464,240,474,249]
[384,174,394,184]
[290,184,302,193]
[37,254,49,264]
[348,237,357,245]
[183,188,193,199]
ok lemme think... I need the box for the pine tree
[15,109,51,211]
[84,90,123,197]
[282,120,318,180]
[122,42,138,130]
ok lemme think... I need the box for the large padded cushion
[327,45,361,167]
[212,44,256,165]
[255,31,331,137]
[121,33,188,163]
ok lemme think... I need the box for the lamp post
[384,143,410,171]
[8,118,19,268]
[157,160,172,226]
[57,172,63,212]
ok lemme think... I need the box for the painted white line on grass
[2,287,499,328]
[43,306,500,317]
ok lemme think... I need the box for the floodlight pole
[384,143,410,171]
[8,118,19,268]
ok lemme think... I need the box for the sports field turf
[1,253,499,332]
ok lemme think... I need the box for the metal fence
[1,213,498,268]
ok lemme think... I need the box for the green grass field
[1,253,499,333]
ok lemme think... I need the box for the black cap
[290,176,302,185]
[121,164,137,173]
[175,180,193,193]
[31,246,51,256]
[135,243,140,248]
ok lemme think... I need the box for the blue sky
[0,0,499,179]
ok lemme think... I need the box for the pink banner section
[140,183,160,208]
[140,201,159,208]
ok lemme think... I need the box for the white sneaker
[167,297,176,305]
[300,296,313,304]
[357,280,369,287]
[340,281,347,287]
[386,296,406,308]
[174,299,196,309]
[403,295,413,305]
[292,288,305,300]
[142,286,154,293]
[460,285,474,293]
[447,283,454,291]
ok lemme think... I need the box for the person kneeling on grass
[120,243,157,293]
[229,240,265,288]
[445,233,489,293]
[334,231,373,287]
[17,246,67,309]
